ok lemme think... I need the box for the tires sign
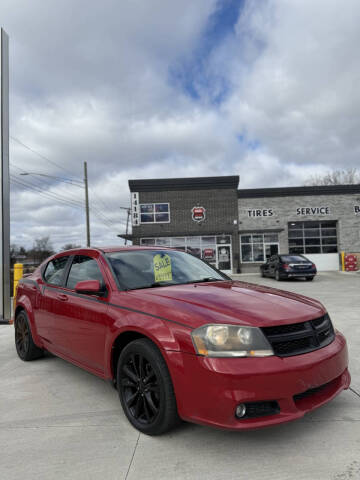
[191,206,206,223]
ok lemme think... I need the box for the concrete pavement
[0,272,359,480]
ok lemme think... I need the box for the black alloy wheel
[15,311,43,361]
[117,339,179,435]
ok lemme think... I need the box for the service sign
[296,206,330,216]
[192,206,206,223]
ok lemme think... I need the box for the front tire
[15,311,44,361]
[117,338,179,435]
[306,277,314,281]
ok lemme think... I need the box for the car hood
[123,280,325,329]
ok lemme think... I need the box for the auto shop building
[119,176,360,274]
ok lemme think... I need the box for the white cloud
[3,0,360,250]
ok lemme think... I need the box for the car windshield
[106,249,227,290]
[280,255,309,263]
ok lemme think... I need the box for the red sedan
[14,247,350,435]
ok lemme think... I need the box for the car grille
[261,314,335,357]
[293,383,329,401]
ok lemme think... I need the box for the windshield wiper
[187,277,224,284]
[124,282,174,291]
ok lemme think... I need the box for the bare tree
[30,236,54,264]
[305,168,360,186]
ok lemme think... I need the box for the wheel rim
[121,353,161,425]
[15,316,29,357]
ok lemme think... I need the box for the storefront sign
[203,248,215,260]
[354,206,360,215]
[247,209,274,217]
[218,247,229,262]
[296,206,330,216]
[192,206,206,223]
[131,192,140,226]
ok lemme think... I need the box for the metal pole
[84,161,90,247]
[0,29,10,324]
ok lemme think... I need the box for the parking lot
[1,272,359,480]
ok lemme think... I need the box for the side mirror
[75,280,102,296]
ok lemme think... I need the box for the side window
[66,255,105,290]
[43,256,69,286]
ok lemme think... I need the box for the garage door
[305,253,339,271]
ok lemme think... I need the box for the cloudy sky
[2,0,359,250]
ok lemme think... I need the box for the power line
[10,136,76,178]
[10,136,123,232]
[10,163,85,205]
[10,176,121,231]
[10,176,84,208]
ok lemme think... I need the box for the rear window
[280,255,308,263]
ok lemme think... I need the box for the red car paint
[15,246,350,430]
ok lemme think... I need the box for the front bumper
[166,332,349,430]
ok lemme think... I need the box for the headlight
[191,324,274,357]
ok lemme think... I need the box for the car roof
[57,246,174,255]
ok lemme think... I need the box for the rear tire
[15,311,44,361]
[275,270,282,281]
[117,338,180,435]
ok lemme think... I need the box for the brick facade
[119,177,360,274]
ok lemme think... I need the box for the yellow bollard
[341,252,345,272]
[13,263,24,320]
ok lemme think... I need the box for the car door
[36,255,72,347]
[52,253,110,373]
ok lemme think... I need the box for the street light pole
[84,161,90,247]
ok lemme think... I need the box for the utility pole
[120,206,131,245]
[84,161,90,247]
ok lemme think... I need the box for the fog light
[235,404,246,418]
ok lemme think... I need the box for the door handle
[56,293,68,302]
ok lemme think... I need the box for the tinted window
[280,255,308,263]
[43,256,69,286]
[106,249,225,291]
[66,256,105,290]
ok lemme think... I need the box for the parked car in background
[260,254,317,281]
[14,247,348,435]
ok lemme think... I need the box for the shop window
[288,221,338,254]
[240,233,279,263]
[139,235,232,269]
[140,203,170,223]
[155,237,171,246]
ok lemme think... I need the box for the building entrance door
[216,245,232,274]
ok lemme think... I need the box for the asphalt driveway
[0,272,359,480]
